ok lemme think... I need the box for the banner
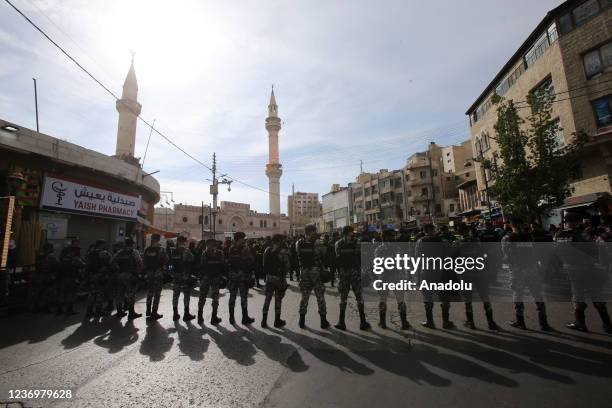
[40,174,140,221]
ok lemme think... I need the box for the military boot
[173,306,180,321]
[146,298,152,318]
[274,311,286,328]
[85,304,94,319]
[335,305,347,331]
[242,307,255,325]
[594,303,612,334]
[261,311,268,328]
[95,305,109,318]
[464,305,476,330]
[567,309,588,332]
[299,313,306,329]
[150,308,163,320]
[183,306,195,322]
[229,307,236,325]
[485,305,498,330]
[441,304,455,329]
[537,304,552,331]
[421,303,435,329]
[197,306,204,325]
[115,305,127,319]
[509,302,527,329]
[320,313,330,329]
[210,304,222,325]
[378,303,387,329]
[128,304,142,320]
[359,304,372,330]
[399,308,410,331]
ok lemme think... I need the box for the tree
[481,90,587,223]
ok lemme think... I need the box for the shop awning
[557,192,610,211]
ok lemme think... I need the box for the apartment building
[321,184,352,232]
[287,192,321,228]
[466,0,612,218]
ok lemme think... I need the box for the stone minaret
[265,87,282,216]
[115,58,142,158]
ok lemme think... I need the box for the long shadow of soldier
[61,317,113,349]
[93,319,139,354]
[243,326,308,372]
[0,311,85,348]
[205,325,257,366]
[171,321,210,361]
[440,327,612,378]
[270,327,374,376]
[139,320,174,362]
[309,327,517,387]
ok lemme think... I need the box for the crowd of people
[28,210,612,335]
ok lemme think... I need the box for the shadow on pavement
[244,326,308,372]
[93,319,139,354]
[205,325,257,366]
[170,321,210,361]
[61,317,114,349]
[139,320,174,362]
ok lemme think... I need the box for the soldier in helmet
[170,235,196,321]
[296,225,330,329]
[85,240,114,318]
[57,241,85,315]
[112,238,143,319]
[198,238,226,325]
[261,234,290,328]
[334,225,371,331]
[32,242,59,313]
[555,212,612,333]
[227,232,256,325]
[143,234,168,320]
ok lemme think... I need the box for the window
[420,171,427,179]
[572,0,599,26]
[450,204,455,212]
[273,222,276,227]
[525,32,550,68]
[434,186,440,194]
[558,13,574,34]
[465,172,471,178]
[421,187,428,196]
[552,118,565,148]
[592,96,612,128]
[218,218,223,224]
[182,216,188,223]
[583,41,612,79]
[198,215,203,225]
[407,189,412,197]
[205,216,209,224]
[532,76,555,100]
[432,169,438,177]
[547,23,559,43]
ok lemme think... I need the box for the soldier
[169,236,196,321]
[261,234,290,328]
[334,226,371,331]
[376,229,411,330]
[198,238,226,325]
[85,240,114,318]
[417,224,455,329]
[227,232,255,325]
[112,238,143,319]
[32,243,59,313]
[502,218,551,331]
[455,224,498,330]
[555,212,612,333]
[57,241,85,315]
[296,225,330,329]
[143,234,168,320]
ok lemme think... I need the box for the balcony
[407,178,432,187]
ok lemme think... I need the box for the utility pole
[32,78,39,132]
[209,152,232,240]
[290,183,295,237]
[360,160,363,174]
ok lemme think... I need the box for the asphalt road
[1,282,611,408]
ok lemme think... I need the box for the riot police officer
[377,229,411,330]
[227,232,256,325]
[85,240,113,318]
[57,241,84,316]
[32,243,59,313]
[296,225,329,329]
[198,238,226,325]
[143,234,168,320]
[170,235,196,322]
[112,238,143,319]
[555,212,612,333]
[502,218,551,331]
[261,234,290,328]
[334,226,371,331]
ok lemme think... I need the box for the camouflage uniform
[86,247,114,317]
[170,245,195,320]
[262,245,289,326]
[143,244,168,318]
[227,243,255,323]
[335,236,370,330]
[112,247,143,316]
[32,248,60,312]
[296,238,327,316]
[375,240,409,329]
[57,245,85,315]
[198,247,226,324]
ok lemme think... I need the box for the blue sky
[0,0,561,212]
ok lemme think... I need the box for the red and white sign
[40,174,141,221]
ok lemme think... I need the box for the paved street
[1,282,611,408]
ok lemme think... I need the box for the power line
[514,86,612,110]
[4,0,286,198]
